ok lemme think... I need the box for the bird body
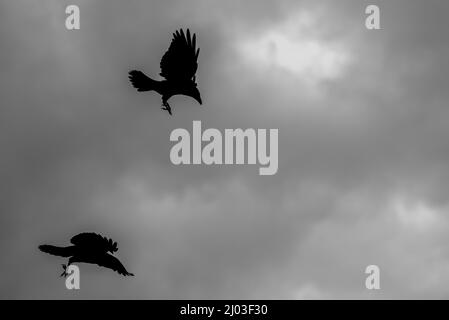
[129,29,202,115]
[39,232,134,277]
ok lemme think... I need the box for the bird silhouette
[39,232,134,277]
[128,28,202,115]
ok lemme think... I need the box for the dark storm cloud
[1,0,449,298]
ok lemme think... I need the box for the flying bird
[39,232,134,277]
[128,28,202,115]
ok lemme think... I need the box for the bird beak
[193,95,202,105]
[193,88,202,105]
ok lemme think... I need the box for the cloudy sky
[1,0,449,299]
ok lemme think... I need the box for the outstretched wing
[96,253,134,276]
[70,232,118,254]
[160,29,199,82]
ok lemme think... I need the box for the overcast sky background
[1,0,449,299]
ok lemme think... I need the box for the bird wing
[160,29,200,82]
[95,253,134,276]
[70,232,117,254]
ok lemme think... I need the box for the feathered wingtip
[107,237,118,254]
[174,28,200,59]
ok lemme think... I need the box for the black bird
[128,28,202,115]
[39,232,134,277]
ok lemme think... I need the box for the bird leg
[161,100,172,115]
[60,264,68,277]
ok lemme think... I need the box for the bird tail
[39,245,74,257]
[128,70,157,92]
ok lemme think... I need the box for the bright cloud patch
[392,197,445,232]
[237,12,350,82]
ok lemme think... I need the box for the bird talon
[161,102,172,115]
[60,264,68,277]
